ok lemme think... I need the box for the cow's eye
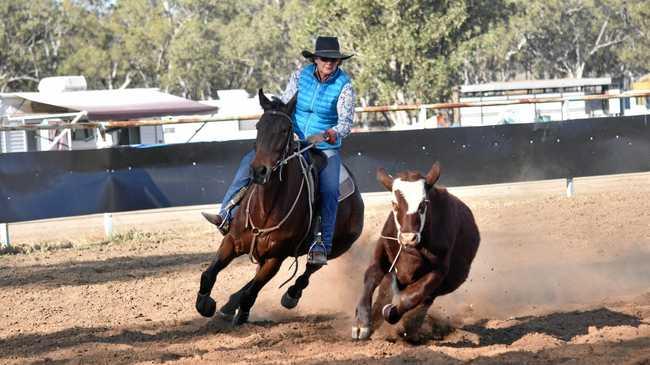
[418,201,427,214]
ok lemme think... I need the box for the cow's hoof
[195,293,216,318]
[352,325,371,340]
[382,304,400,324]
[281,291,299,309]
[232,308,249,326]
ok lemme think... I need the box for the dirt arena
[1,172,649,364]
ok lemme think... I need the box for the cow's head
[377,162,440,246]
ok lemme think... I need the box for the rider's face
[314,57,341,80]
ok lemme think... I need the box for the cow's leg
[281,262,322,309]
[382,271,444,325]
[352,243,389,340]
[232,257,283,325]
[394,300,434,343]
[196,236,238,317]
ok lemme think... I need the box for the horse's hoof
[382,304,400,324]
[217,309,234,321]
[196,293,216,318]
[281,291,300,309]
[351,326,371,340]
[232,308,249,326]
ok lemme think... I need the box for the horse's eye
[391,202,398,211]
[418,201,427,214]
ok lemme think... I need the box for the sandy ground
[1,172,650,364]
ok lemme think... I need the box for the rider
[202,36,356,266]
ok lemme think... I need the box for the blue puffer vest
[293,63,350,150]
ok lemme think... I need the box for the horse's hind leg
[233,257,283,326]
[196,237,237,317]
[281,262,322,309]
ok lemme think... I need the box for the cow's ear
[425,162,441,189]
[258,88,272,111]
[377,167,394,191]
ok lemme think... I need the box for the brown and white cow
[352,162,480,340]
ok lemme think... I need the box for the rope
[380,234,403,274]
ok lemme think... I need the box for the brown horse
[196,89,364,325]
[352,162,479,340]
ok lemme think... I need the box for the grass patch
[0,241,74,256]
[0,228,179,256]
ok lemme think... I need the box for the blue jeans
[220,149,341,254]
[317,150,341,254]
[219,150,255,218]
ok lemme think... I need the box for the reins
[244,110,317,287]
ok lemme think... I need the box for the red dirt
[1,173,649,364]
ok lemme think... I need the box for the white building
[162,89,263,144]
[0,76,217,153]
[458,78,622,126]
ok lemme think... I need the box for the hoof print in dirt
[196,293,216,318]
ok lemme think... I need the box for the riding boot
[202,185,249,235]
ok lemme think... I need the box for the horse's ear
[258,88,272,111]
[285,92,298,115]
[425,162,441,188]
[376,167,394,191]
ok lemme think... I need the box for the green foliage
[0,0,647,103]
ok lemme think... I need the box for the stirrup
[307,233,328,265]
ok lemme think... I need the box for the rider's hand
[306,133,326,145]
[324,129,337,144]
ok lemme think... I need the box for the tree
[298,0,512,107]
[0,1,69,91]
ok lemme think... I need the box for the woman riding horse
[202,36,356,266]
[196,91,364,325]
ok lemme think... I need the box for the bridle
[244,110,317,276]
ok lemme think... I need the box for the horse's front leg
[196,236,237,317]
[217,281,253,320]
[382,270,444,325]
[232,257,283,325]
[281,262,322,309]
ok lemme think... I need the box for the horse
[196,89,365,325]
[352,162,480,340]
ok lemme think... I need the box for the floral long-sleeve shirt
[280,66,356,139]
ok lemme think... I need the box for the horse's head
[377,162,441,246]
[250,89,298,185]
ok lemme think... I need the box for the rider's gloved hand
[324,129,337,144]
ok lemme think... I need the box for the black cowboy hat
[302,36,353,60]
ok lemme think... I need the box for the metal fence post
[418,106,427,126]
[566,177,575,197]
[1,223,9,248]
[103,213,113,239]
